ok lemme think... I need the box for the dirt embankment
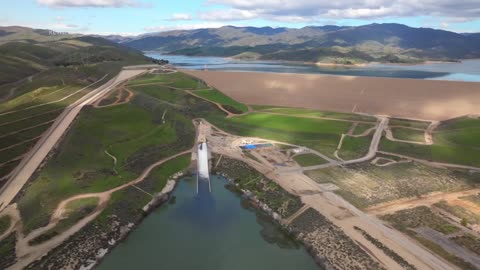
[184,70,480,121]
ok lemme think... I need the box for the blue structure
[240,143,273,150]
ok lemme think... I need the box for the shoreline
[146,50,468,68]
[218,172,332,270]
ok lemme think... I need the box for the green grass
[0,109,62,137]
[254,107,376,122]
[129,84,187,106]
[136,154,191,194]
[17,101,195,233]
[353,123,375,135]
[389,118,431,129]
[0,233,16,269]
[127,72,202,90]
[29,197,100,245]
[0,159,20,180]
[195,89,248,113]
[381,117,480,167]
[0,216,11,235]
[391,127,426,142]
[292,153,328,167]
[338,135,372,160]
[435,117,480,149]
[207,112,350,157]
[0,86,80,113]
[0,140,37,164]
[380,138,480,167]
[127,73,172,86]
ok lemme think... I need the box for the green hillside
[0,27,154,100]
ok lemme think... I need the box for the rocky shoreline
[25,171,188,270]
[214,156,385,270]
[23,155,384,270]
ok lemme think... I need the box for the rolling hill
[0,26,155,100]
[118,23,480,64]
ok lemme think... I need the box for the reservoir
[147,52,480,82]
[97,175,320,270]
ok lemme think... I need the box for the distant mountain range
[111,23,480,64]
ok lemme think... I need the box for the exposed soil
[184,70,480,121]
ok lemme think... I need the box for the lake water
[147,52,480,82]
[97,175,320,270]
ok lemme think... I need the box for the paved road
[0,69,147,211]
[299,117,388,172]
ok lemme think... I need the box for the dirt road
[366,188,480,215]
[0,69,148,211]
[201,119,456,270]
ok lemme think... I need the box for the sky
[1,0,479,35]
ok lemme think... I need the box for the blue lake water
[97,176,320,270]
[147,52,480,82]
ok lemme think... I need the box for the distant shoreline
[145,50,466,68]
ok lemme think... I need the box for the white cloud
[144,22,227,32]
[199,9,257,21]
[205,0,480,21]
[169,13,192,21]
[37,0,149,8]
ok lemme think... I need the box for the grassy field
[380,137,480,167]
[381,117,480,167]
[0,216,10,235]
[391,127,425,142]
[305,161,477,209]
[14,71,225,234]
[129,84,188,105]
[136,154,191,193]
[16,99,195,233]
[208,112,350,157]
[389,118,431,129]
[29,197,100,245]
[195,89,248,114]
[435,117,480,149]
[338,135,372,160]
[126,72,202,90]
[353,123,375,135]
[253,107,377,122]
[292,153,328,167]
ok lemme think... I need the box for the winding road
[0,68,149,211]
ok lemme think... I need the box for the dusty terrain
[184,70,480,121]
[200,119,456,270]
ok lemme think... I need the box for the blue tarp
[240,143,273,150]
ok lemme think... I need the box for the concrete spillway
[196,142,211,194]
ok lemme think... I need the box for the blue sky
[1,0,479,35]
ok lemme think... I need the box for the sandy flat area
[184,70,480,120]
